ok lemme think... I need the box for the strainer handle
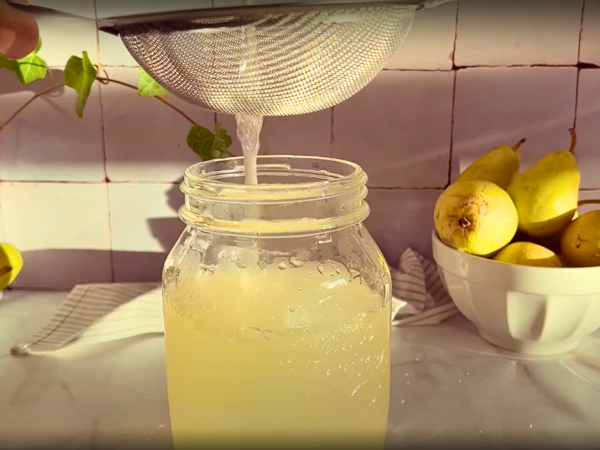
[6,0,94,21]
[422,0,459,9]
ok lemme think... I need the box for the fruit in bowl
[433,129,600,355]
[432,232,600,356]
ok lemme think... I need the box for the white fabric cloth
[11,249,458,355]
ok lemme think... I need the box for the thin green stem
[96,77,196,126]
[0,72,236,158]
[0,83,66,132]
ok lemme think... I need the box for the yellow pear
[456,138,526,189]
[0,243,23,290]
[493,242,562,268]
[561,210,600,267]
[529,209,580,254]
[507,129,580,238]
[434,180,518,256]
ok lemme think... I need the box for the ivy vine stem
[96,77,236,157]
[96,77,197,126]
[0,78,196,132]
[0,83,65,132]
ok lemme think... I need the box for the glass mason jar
[162,156,392,449]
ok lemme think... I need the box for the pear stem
[569,128,577,155]
[578,200,600,207]
[512,138,526,152]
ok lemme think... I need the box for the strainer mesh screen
[117,5,416,116]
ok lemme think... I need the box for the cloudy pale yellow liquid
[163,262,390,449]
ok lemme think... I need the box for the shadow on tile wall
[12,183,185,289]
[110,182,184,284]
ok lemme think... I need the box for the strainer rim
[98,0,422,34]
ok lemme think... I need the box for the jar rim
[182,155,367,203]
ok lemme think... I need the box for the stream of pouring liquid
[236,114,264,186]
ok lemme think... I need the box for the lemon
[0,243,23,290]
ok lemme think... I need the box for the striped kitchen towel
[10,283,163,355]
[10,249,458,354]
[390,248,459,327]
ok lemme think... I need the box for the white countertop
[1,290,600,449]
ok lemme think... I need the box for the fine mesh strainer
[10,0,456,116]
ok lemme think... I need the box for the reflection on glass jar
[162,156,392,449]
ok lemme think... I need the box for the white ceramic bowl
[432,232,600,355]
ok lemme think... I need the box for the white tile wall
[575,69,600,189]
[0,183,112,289]
[0,70,105,182]
[332,71,454,188]
[36,15,99,67]
[386,2,458,71]
[101,67,215,183]
[98,33,137,68]
[108,183,184,282]
[455,0,583,67]
[365,189,441,267]
[453,67,578,180]
[580,0,600,65]
[1,0,600,289]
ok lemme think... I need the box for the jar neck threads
[180,156,369,236]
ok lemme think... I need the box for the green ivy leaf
[138,68,169,97]
[187,125,216,161]
[213,123,233,158]
[64,51,98,118]
[0,38,47,84]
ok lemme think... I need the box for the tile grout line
[574,0,587,131]
[104,177,116,283]
[447,70,458,188]
[96,0,115,285]
[578,0,587,65]
[446,0,460,187]
[451,0,460,70]
[92,0,110,185]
